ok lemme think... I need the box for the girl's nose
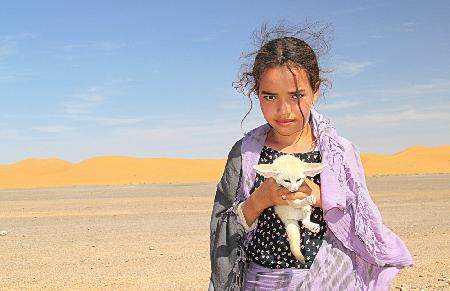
[278,100,291,114]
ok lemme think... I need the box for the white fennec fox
[253,154,327,263]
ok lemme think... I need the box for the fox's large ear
[303,163,327,177]
[253,164,279,179]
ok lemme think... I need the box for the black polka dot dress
[246,145,327,269]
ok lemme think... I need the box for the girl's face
[257,65,319,139]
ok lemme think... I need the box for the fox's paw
[306,195,316,205]
[305,222,320,233]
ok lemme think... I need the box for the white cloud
[3,82,143,127]
[400,22,417,32]
[0,65,37,83]
[331,4,382,15]
[0,116,249,163]
[32,125,78,133]
[0,129,32,141]
[335,79,450,102]
[62,96,104,114]
[2,112,143,127]
[0,33,34,60]
[335,61,372,76]
[192,28,230,43]
[336,107,450,126]
[0,42,14,59]
[61,114,143,126]
[316,99,363,111]
[62,41,126,51]
[0,66,18,82]
[61,87,106,115]
[369,33,384,39]
[91,41,126,50]
[322,101,450,154]
[58,86,144,126]
[219,96,249,110]
[377,79,450,97]
[192,36,215,43]
[2,103,448,163]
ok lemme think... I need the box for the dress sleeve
[236,202,258,232]
[209,138,247,291]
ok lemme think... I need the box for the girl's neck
[266,123,316,153]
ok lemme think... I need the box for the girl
[209,23,413,291]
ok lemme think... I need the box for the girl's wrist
[241,193,263,228]
[249,188,270,212]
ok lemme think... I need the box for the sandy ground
[0,174,449,290]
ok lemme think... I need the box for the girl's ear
[312,81,320,104]
[303,163,327,177]
[253,164,279,178]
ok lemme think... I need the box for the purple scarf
[236,107,413,290]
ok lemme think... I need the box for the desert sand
[1,145,449,189]
[0,174,449,290]
[361,145,450,176]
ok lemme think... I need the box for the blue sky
[1,1,449,163]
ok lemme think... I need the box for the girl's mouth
[276,120,294,126]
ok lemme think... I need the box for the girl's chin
[271,125,301,135]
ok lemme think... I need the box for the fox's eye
[296,178,302,182]
[283,179,290,183]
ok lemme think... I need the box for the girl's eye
[262,94,303,101]
[263,95,275,101]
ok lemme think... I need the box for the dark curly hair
[233,21,334,135]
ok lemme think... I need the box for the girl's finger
[285,191,309,200]
[279,196,290,205]
[275,186,289,194]
[297,185,312,195]
[279,188,290,201]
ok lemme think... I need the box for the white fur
[253,154,327,263]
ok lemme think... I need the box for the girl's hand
[241,178,290,227]
[242,177,322,228]
[253,178,291,209]
[283,178,322,208]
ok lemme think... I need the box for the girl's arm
[240,188,266,227]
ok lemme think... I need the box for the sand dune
[1,145,449,189]
[0,157,226,189]
[361,145,450,176]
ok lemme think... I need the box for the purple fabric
[236,107,413,290]
[243,238,359,291]
[243,262,309,291]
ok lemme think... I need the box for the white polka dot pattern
[246,146,327,269]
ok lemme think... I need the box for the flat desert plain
[1,174,449,290]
